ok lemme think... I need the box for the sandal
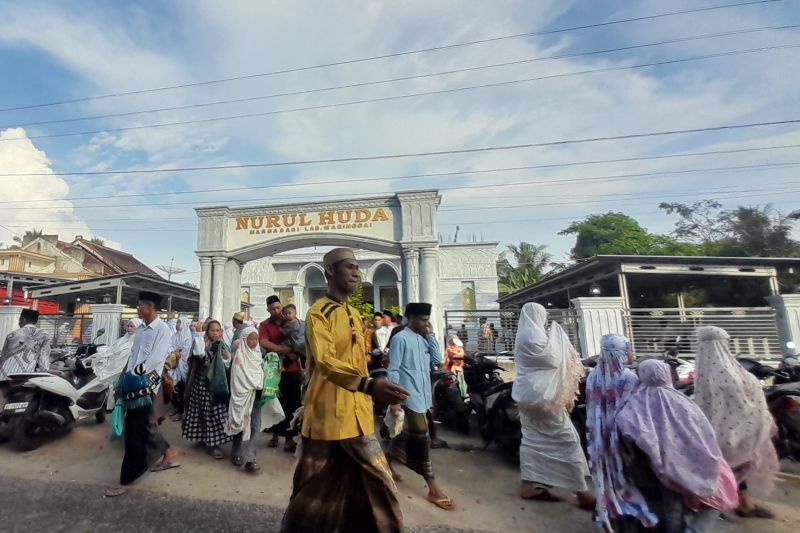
[245,461,262,474]
[232,456,244,467]
[430,439,448,449]
[150,462,181,473]
[521,486,562,502]
[427,495,456,511]
[104,488,128,498]
[209,446,224,460]
[284,440,297,453]
[267,437,279,448]
[735,505,774,519]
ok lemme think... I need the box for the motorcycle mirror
[95,328,106,336]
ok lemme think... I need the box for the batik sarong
[387,407,434,480]
[282,435,402,533]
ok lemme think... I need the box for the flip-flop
[521,487,562,502]
[430,439,448,449]
[232,456,244,467]
[104,488,128,498]
[267,438,279,448]
[736,505,774,519]
[427,495,456,511]
[245,462,262,475]
[151,462,181,472]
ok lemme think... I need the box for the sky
[0,0,799,284]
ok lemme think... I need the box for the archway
[196,191,442,329]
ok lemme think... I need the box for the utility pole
[156,257,187,317]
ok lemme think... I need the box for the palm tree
[497,242,553,295]
[12,228,44,246]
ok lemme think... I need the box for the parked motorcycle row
[0,330,111,451]
[432,347,800,464]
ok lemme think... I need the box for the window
[277,287,294,304]
[461,281,476,310]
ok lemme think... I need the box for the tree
[12,228,44,246]
[497,242,553,295]
[660,201,800,257]
[559,212,695,259]
[347,271,374,318]
[90,237,106,246]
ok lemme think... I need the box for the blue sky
[1,0,799,283]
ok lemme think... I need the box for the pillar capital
[211,256,228,266]
[419,246,439,259]
[198,256,212,266]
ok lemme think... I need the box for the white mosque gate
[195,190,442,329]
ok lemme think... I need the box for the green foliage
[12,228,44,246]
[347,271,374,318]
[90,237,106,246]
[558,212,694,259]
[497,242,553,295]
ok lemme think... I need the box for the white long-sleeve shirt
[128,317,172,376]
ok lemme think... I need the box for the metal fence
[443,308,579,355]
[38,314,94,349]
[624,307,782,359]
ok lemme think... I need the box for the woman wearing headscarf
[511,302,593,508]
[225,326,265,474]
[616,359,738,532]
[167,316,193,421]
[93,318,142,384]
[586,334,656,531]
[445,335,467,398]
[694,325,779,519]
[182,319,233,459]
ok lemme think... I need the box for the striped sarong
[282,435,402,533]
[388,407,435,480]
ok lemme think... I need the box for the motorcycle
[0,329,109,451]
[432,367,471,434]
[739,356,800,461]
[464,352,519,458]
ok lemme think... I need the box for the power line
[3,187,797,233]
[3,24,792,130]
[3,116,800,177]
[0,0,779,113]
[4,43,797,143]
[7,160,800,214]
[4,142,798,204]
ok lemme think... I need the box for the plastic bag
[258,352,281,405]
[206,342,230,405]
[109,400,124,441]
[383,406,405,438]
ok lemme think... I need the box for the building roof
[72,239,159,277]
[497,254,800,306]
[27,272,199,312]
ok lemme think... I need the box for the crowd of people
[0,250,785,532]
[511,301,781,533]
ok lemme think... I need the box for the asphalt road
[0,475,472,533]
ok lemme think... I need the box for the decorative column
[571,297,627,358]
[222,258,242,323]
[292,284,305,318]
[419,246,441,336]
[401,247,420,306]
[396,281,404,310]
[211,256,227,320]
[0,306,25,347]
[768,294,800,356]
[198,257,212,320]
[90,303,125,345]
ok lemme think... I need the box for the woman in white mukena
[511,302,594,509]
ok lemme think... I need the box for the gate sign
[226,205,396,249]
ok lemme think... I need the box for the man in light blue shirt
[387,303,454,511]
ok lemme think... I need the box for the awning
[27,273,200,313]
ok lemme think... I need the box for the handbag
[206,341,230,405]
[109,399,124,441]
